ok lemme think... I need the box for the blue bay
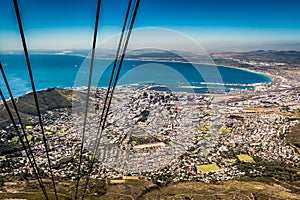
[0,54,272,98]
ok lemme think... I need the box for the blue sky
[1,0,300,51]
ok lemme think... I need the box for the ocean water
[0,54,272,98]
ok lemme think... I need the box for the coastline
[2,52,273,79]
[0,53,272,99]
[6,52,271,81]
[216,64,273,82]
[123,57,272,81]
[115,58,273,83]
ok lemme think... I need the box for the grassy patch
[198,125,211,131]
[196,163,221,174]
[220,128,232,133]
[237,154,254,162]
[59,132,69,136]
[11,136,19,142]
[155,133,162,137]
[23,135,33,142]
[45,131,52,135]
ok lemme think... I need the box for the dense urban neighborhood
[0,50,300,199]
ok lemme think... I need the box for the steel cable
[12,0,58,199]
[74,0,102,199]
[0,63,49,199]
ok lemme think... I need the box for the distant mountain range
[212,50,300,65]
